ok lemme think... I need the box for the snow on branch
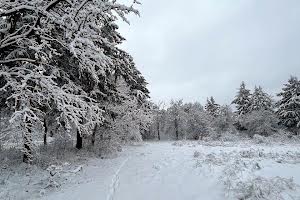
[0,0,150,162]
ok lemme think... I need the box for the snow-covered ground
[2,140,300,200]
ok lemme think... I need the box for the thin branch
[77,11,90,32]
[0,58,37,64]
[0,18,39,49]
[40,35,67,49]
[0,26,27,45]
[74,0,90,19]
[44,0,65,11]
[0,5,36,17]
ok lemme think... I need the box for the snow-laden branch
[44,0,69,11]
[0,58,37,64]
[0,5,37,17]
[0,18,39,49]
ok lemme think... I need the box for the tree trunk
[76,129,83,149]
[23,138,32,163]
[91,124,98,146]
[23,120,33,164]
[43,133,47,146]
[157,121,160,140]
[175,118,179,140]
[43,118,47,145]
[200,133,204,141]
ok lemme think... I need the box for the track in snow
[106,158,129,200]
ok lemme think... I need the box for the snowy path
[41,141,300,200]
[106,157,130,200]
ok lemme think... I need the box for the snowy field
[1,140,300,200]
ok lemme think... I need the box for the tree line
[148,76,300,140]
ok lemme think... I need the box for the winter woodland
[1,0,300,200]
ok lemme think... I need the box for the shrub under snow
[232,176,297,200]
[241,110,279,137]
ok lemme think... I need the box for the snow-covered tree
[149,101,214,141]
[232,81,251,115]
[150,102,167,140]
[248,86,273,112]
[165,100,188,140]
[241,110,279,137]
[184,102,212,140]
[276,76,300,130]
[0,0,149,162]
[212,105,236,135]
[97,77,152,149]
[205,96,220,118]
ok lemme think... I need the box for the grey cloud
[119,0,300,105]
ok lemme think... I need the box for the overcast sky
[118,0,300,105]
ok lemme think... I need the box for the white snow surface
[2,140,300,200]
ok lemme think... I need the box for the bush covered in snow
[240,110,280,137]
[253,134,266,144]
[193,151,201,158]
[231,177,298,200]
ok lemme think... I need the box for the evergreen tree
[105,77,153,145]
[0,0,148,162]
[212,105,236,134]
[276,76,300,130]
[248,86,273,112]
[205,96,220,118]
[232,81,251,115]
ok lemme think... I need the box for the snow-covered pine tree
[276,76,300,130]
[103,77,152,147]
[212,105,236,135]
[232,81,251,115]
[0,0,148,162]
[248,86,273,112]
[205,96,220,118]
